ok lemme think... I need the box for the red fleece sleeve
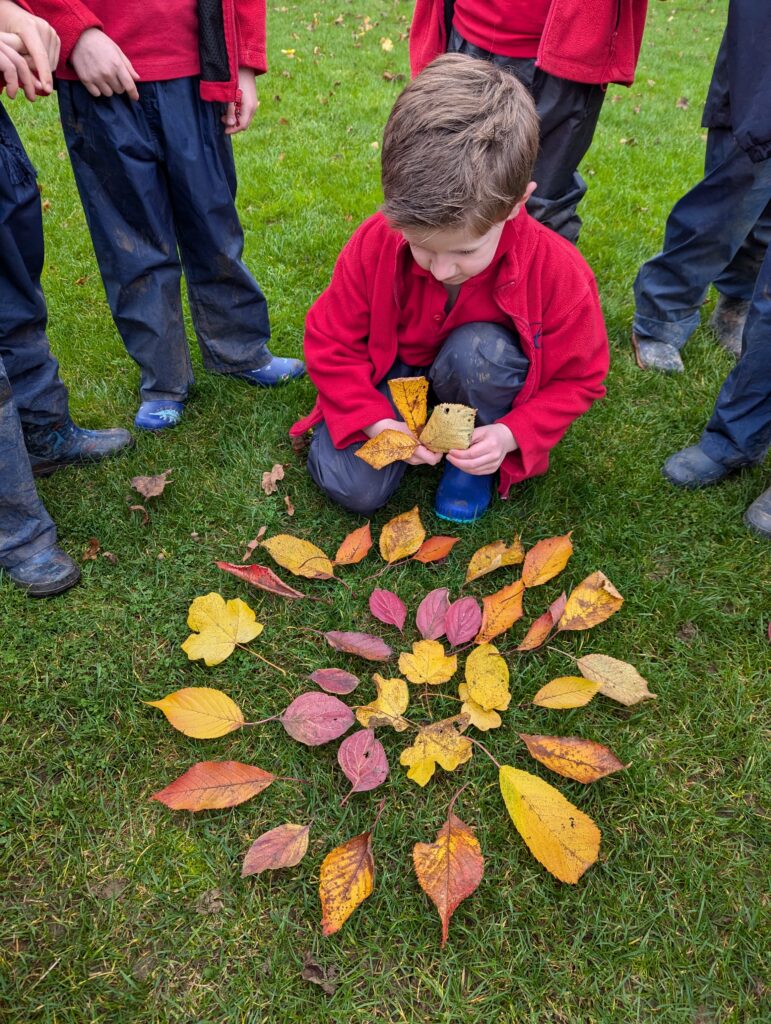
[234,0,266,73]
[25,0,102,67]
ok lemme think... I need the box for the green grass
[1,1,769,1021]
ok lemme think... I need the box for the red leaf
[309,668,360,695]
[150,761,275,811]
[324,630,393,662]
[337,729,389,802]
[416,587,450,640]
[412,535,460,564]
[368,588,407,632]
[517,592,567,652]
[280,692,355,746]
[445,596,482,647]
[216,561,304,600]
[242,822,311,876]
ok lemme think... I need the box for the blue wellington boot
[434,464,495,523]
[5,545,81,597]
[134,401,185,431]
[662,444,734,489]
[24,420,134,477]
[234,355,305,387]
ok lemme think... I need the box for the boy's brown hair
[381,53,539,236]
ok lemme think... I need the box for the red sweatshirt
[291,211,609,498]
[454,1,551,59]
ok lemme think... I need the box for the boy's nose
[431,258,456,282]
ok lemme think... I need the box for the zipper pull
[234,87,243,128]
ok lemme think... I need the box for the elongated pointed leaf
[445,597,482,647]
[334,523,372,565]
[519,734,626,783]
[355,430,418,469]
[532,677,599,709]
[379,506,425,563]
[416,587,450,640]
[517,592,567,652]
[475,579,525,644]
[558,572,623,631]
[145,687,244,739]
[280,692,354,745]
[324,630,393,662]
[262,535,335,580]
[387,376,429,434]
[338,729,389,800]
[577,653,657,706]
[521,533,573,588]
[413,811,484,947]
[320,831,375,935]
[412,536,460,564]
[151,761,275,810]
[242,823,311,876]
[368,589,407,632]
[309,668,360,695]
[465,538,524,583]
[216,561,305,600]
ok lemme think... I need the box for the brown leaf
[195,888,225,915]
[241,526,267,562]
[102,551,118,564]
[242,823,311,876]
[82,537,101,561]
[521,533,573,588]
[151,761,276,811]
[420,403,476,452]
[280,692,355,746]
[475,579,525,643]
[387,376,429,434]
[675,96,689,109]
[519,734,626,783]
[355,429,418,469]
[517,592,567,652]
[261,463,285,495]
[558,572,624,631]
[465,538,524,583]
[284,494,295,516]
[300,952,338,996]
[379,506,426,563]
[577,653,657,706]
[309,668,360,695]
[131,469,172,499]
[216,561,305,600]
[324,630,393,662]
[129,504,150,525]
[412,535,460,564]
[334,523,372,565]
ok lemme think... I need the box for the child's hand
[222,67,258,135]
[0,0,59,96]
[446,423,516,475]
[364,418,443,467]
[70,28,140,101]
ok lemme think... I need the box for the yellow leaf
[532,676,599,709]
[419,403,476,453]
[320,831,374,935]
[380,36,393,52]
[465,538,524,583]
[464,643,510,711]
[356,674,410,731]
[145,686,244,738]
[261,535,334,579]
[398,639,457,686]
[521,533,574,588]
[181,592,263,666]
[379,506,426,563]
[355,429,418,469]
[558,571,623,631]
[475,579,525,644]
[399,716,472,786]
[499,766,601,883]
[458,684,502,731]
[577,653,657,706]
[387,376,428,434]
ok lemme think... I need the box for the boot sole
[11,566,82,597]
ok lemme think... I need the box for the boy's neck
[443,282,461,311]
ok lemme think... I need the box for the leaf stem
[371,796,387,833]
[242,714,281,726]
[469,737,501,769]
[447,782,470,817]
[237,644,288,675]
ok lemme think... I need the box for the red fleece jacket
[291,211,609,498]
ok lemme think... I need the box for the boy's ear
[506,181,538,219]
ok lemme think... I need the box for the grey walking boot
[709,295,749,360]
[23,420,133,477]
[5,545,81,596]
[744,486,771,539]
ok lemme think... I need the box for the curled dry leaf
[577,653,657,706]
[181,592,263,666]
[499,766,601,883]
[399,639,457,686]
[320,831,375,936]
[242,822,311,876]
[262,535,335,580]
[517,592,567,652]
[521,533,574,588]
[355,429,418,469]
[475,579,525,644]
[145,686,244,739]
[369,588,407,632]
[356,673,410,731]
[518,734,626,784]
[416,587,450,640]
[338,729,389,801]
[465,538,524,583]
[216,561,305,600]
[464,643,510,711]
[324,630,393,662]
[334,523,372,565]
[533,677,599,709]
[309,667,360,695]
[558,571,624,631]
[412,535,460,564]
[151,760,275,811]
[281,692,355,746]
[399,715,472,787]
[261,463,285,495]
[82,537,100,561]
[379,506,426,563]
[284,494,295,516]
[131,468,172,499]
[420,403,476,452]
[129,503,149,525]
[300,952,338,996]
[388,376,428,434]
[445,597,482,647]
[241,526,267,562]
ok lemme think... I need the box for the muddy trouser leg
[306,359,425,515]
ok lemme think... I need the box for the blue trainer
[234,355,305,387]
[434,464,496,523]
[134,401,185,431]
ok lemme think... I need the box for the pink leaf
[445,596,482,647]
[416,587,450,640]
[309,668,360,695]
[216,561,304,600]
[242,822,311,876]
[337,729,389,802]
[368,588,407,632]
[324,631,393,662]
[280,693,355,746]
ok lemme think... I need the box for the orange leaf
[151,761,275,810]
[518,734,626,783]
[532,676,599,709]
[517,592,567,651]
[320,831,375,935]
[379,506,426,563]
[412,535,460,564]
[242,822,311,876]
[475,579,525,643]
[521,533,573,588]
[465,538,524,583]
[558,571,624,631]
[334,523,373,565]
[355,429,418,469]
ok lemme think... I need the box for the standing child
[28,0,304,430]
[290,54,609,523]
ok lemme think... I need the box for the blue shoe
[25,420,134,477]
[234,355,305,387]
[662,444,734,489]
[134,401,185,431]
[6,545,81,597]
[434,464,495,523]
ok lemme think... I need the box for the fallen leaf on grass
[445,597,482,646]
[465,538,524,583]
[241,526,267,562]
[151,761,275,810]
[146,686,244,738]
[216,561,305,600]
[181,592,263,666]
[131,469,172,499]
[356,674,409,731]
[261,463,285,495]
[420,403,475,452]
[558,572,623,631]
[416,587,450,640]
[242,823,311,876]
[356,429,418,468]
[281,692,355,745]
[400,716,472,786]
[387,376,428,434]
[577,653,657,706]
[369,588,407,631]
[300,952,338,995]
[521,533,573,588]
[262,535,335,580]
[320,831,375,935]
[129,504,149,525]
[102,551,118,564]
[457,685,502,731]
[195,888,225,915]
[517,592,567,652]
[532,677,599,709]
[284,494,295,516]
[334,523,372,565]
[338,729,389,801]
[519,734,626,783]
[399,640,457,686]
[324,630,393,661]
[464,643,510,711]
[475,579,525,643]
[379,506,425,562]
[309,668,360,695]
[82,537,100,561]
[412,535,460,564]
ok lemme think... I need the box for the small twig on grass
[236,644,287,675]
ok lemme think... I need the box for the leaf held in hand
[517,592,567,651]
[379,506,426,563]
[558,571,624,631]
[420,403,476,452]
[577,653,657,706]
[533,677,599,709]
[334,523,372,565]
[445,597,483,647]
[145,687,244,739]
[356,673,410,731]
[324,630,393,662]
[216,561,305,600]
[261,535,335,580]
[355,429,419,469]
[465,538,524,583]
[475,579,525,644]
[369,588,407,632]
[412,535,460,564]
[242,822,311,876]
[151,760,275,810]
[399,639,457,686]
[399,715,472,786]
[320,831,375,935]
[338,729,389,799]
[521,533,574,588]
[181,592,263,666]
[131,468,172,499]
[415,587,450,640]
[387,375,429,434]
[464,643,510,711]
[280,692,355,746]
[519,734,626,783]
[309,667,360,695]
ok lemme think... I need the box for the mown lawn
[1,2,769,1021]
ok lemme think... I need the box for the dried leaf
[281,692,355,746]
[284,494,295,516]
[400,716,472,787]
[420,403,475,452]
[129,504,149,525]
[309,668,360,695]
[499,766,601,883]
[320,831,374,936]
[261,463,285,495]
[458,683,502,731]
[324,630,393,662]
[416,587,450,640]
[399,639,457,686]
[577,653,657,706]
[151,761,275,810]
[475,579,525,644]
[242,823,311,876]
[300,952,338,996]
[82,537,100,561]
[558,571,624,631]
[131,468,172,499]
[216,561,305,600]
[356,673,410,731]
[413,810,484,947]
[533,677,599,709]
[338,729,389,799]
[145,686,244,739]
[517,592,567,652]
[181,592,263,666]
[334,523,372,565]
[521,533,573,588]
[445,597,483,647]
[464,643,510,711]
[262,535,335,580]
[412,535,460,564]
[519,734,626,784]
[465,538,524,583]
[369,588,407,632]
[355,429,418,469]
[387,376,428,434]
[241,526,267,562]
[379,506,426,563]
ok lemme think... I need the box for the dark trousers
[307,322,529,515]
[0,107,61,567]
[448,28,605,243]
[58,77,272,404]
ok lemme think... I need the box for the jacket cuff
[238,47,267,74]
[324,397,396,450]
[496,408,542,479]
[58,11,104,66]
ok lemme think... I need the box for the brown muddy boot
[709,295,749,360]
[631,331,684,373]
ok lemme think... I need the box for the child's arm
[224,0,266,135]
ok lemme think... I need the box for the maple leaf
[387,376,428,434]
[356,673,410,731]
[242,823,311,876]
[532,677,599,709]
[458,683,502,731]
[521,533,573,588]
[151,761,275,811]
[379,506,426,562]
[578,653,657,705]
[145,686,244,739]
[181,593,263,666]
[355,429,418,469]
[399,716,472,786]
[399,640,457,686]
[261,535,335,580]
[465,538,524,583]
[464,643,510,711]
[518,734,626,784]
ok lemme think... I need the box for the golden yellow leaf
[320,831,374,935]
[145,686,244,738]
[261,534,335,579]
[387,376,429,434]
[379,506,426,563]
[558,571,623,631]
[356,674,410,731]
[355,429,418,469]
[577,653,657,706]
[521,533,574,588]
[532,676,599,709]
[499,766,601,883]
[420,403,476,452]
[458,683,502,731]
[181,592,263,666]
[398,640,457,686]
[464,643,510,711]
[475,579,525,644]
[399,716,472,786]
[518,733,626,784]
[465,538,524,583]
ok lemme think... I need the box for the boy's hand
[222,67,258,135]
[0,0,59,95]
[446,423,516,475]
[70,27,140,101]
[0,32,38,100]
[364,418,443,467]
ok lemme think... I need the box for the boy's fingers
[16,24,52,92]
[117,61,139,100]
